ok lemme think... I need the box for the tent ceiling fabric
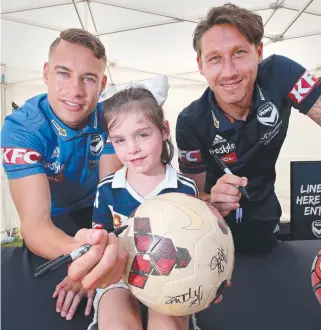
[1,0,321,86]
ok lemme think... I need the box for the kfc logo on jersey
[288,71,318,104]
[92,222,104,230]
[90,134,104,156]
[178,149,202,163]
[2,148,41,164]
[220,151,237,164]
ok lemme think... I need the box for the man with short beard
[176,3,321,254]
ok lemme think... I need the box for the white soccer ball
[120,192,235,316]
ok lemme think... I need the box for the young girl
[89,80,200,330]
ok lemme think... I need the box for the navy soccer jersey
[92,165,199,231]
[1,94,115,216]
[176,55,321,223]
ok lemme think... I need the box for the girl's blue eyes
[113,133,148,144]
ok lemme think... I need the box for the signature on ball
[210,247,227,275]
[166,285,203,307]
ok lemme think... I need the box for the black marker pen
[34,225,128,279]
[213,154,249,200]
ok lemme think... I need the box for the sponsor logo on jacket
[2,148,41,164]
[288,71,319,104]
[257,102,279,126]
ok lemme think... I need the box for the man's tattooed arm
[307,95,321,127]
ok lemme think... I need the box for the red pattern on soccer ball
[311,250,321,304]
[128,217,192,289]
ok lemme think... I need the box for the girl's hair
[103,87,174,164]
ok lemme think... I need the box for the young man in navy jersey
[176,3,321,254]
[1,29,126,326]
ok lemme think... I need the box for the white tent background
[1,0,321,234]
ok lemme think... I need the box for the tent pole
[87,0,98,32]
[86,0,115,85]
[279,0,314,36]
[1,1,71,15]
[90,0,197,23]
[95,20,181,37]
[282,5,321,17]
[72,0,85,29]
[1,16,63,32]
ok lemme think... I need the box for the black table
[2,241,320,330]
[197,240,321,330]
[1,247,93,330]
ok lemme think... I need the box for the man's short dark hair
[193,3,264,57]
[49,28,106,63]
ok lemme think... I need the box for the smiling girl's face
[109,110,168,175]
